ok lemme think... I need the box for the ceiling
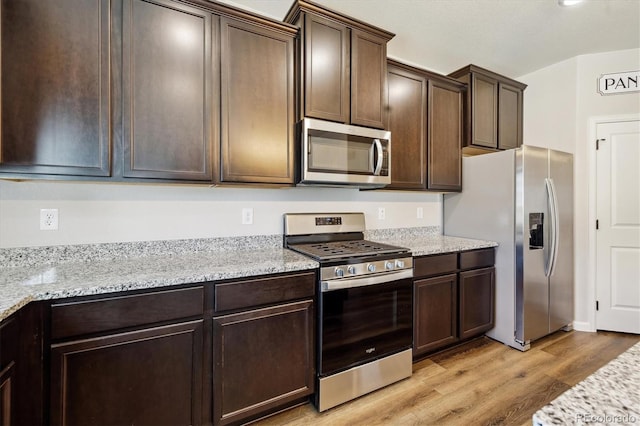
[217,0,640,78]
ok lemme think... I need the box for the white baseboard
[572,321,596,332]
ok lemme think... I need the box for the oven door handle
[321,269,413,292]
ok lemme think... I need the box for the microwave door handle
[372,139,383,176]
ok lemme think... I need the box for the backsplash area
[0,180,442,248]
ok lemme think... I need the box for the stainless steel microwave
[299,118,391,188]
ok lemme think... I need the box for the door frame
[586,114,640,332]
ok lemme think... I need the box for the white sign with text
[598,71,640,95]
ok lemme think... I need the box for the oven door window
[308,129,375,175]
[320,278,413,376]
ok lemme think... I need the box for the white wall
[519,48,640,332]
[519,56,578,153]
[0,180,442,248]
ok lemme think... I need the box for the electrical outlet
[378,207,386,220]
[417,207,424,219]
[40,209,59,230]
[241,208,253,225]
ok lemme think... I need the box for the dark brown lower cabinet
[0,362,14,426]
[213,300,315,426]
[459,267,495,340]
[413,274,457,357]
[0,316,18,426]
[50,320,204,426]
[412,249,495,358]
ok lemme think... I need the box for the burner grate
[289,240,408,260]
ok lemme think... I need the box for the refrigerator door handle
[545,178,560,277]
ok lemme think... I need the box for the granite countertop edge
[0,228,497,322]
[532,341,640,426]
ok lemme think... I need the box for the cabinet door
[122,0,214,181]
[0,317,18,426]
[498,82,523,150]
[220,17,295,184]
[459,267,495,340]
[50,320,204,426]
[351,28,387,129]
[0,0,110,177]
[428,79,463,191]
[413,274,458,357]
[386,65,427,190]
[0,363,14,426]
[303,13,350,124]
[471,73,498,149]
[213,300,314,425]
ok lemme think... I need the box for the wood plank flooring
[254,330,639,426]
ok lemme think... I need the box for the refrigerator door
[516,146,551,344]
[548,150,574,332]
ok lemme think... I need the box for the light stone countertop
[0,228,498,322]
[366,228,498,257]
[533,341,640,426]
[0,236,317,322]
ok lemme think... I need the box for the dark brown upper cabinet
[121,0,215,181]
[0,0,297,185]
[219,16,296,185]
[498,82,524,151]
[386,60,464,192]
[428,79,464,191]
[386,64,427,189]
[448,64,526,154]
[0,0,111,177]
[285,0,394,129]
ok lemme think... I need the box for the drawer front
[214,272,316,314]
[51,286,204,340]
[413,253,457,278]
[459,248,495,270]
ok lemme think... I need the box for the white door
[596,120,640,333]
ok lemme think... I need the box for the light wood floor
[255,330,639,426]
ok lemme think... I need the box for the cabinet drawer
[51,286,204,340]
[459,248,495,270]
[413,253,457,278]
[214,272,316,314]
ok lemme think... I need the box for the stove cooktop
[288,239,409,261]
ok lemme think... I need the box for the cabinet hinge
[596,138,605,150]
[596,219,599,230]
[596,300,599,311]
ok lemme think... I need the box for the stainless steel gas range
[283,212,413,412]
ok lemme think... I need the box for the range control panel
[315,217,342,226]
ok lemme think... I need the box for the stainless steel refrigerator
[444,145,573,351]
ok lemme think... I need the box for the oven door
[319,274,413,376]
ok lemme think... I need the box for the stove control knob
[367,264,376,272]
[384,261,394,270]
[395,259,405,269]
[335,267,345,277]
[347,265,356,274]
